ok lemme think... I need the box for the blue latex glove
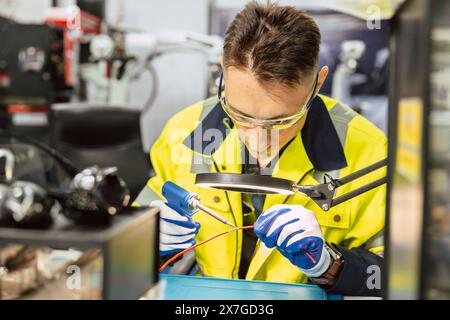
[254,204,331,278]
[151,200,201,256]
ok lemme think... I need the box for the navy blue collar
[183,102,233,156]
[301,96,347,171]
[183,96,347,172]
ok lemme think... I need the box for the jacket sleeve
[325,182,385,297]
[325,244,383,297]
[324,135,387,296]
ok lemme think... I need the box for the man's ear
[315,66,329,94]
[220,56,224,69]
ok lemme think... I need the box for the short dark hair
[223,1,321,87]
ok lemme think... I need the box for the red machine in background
[45,5,102,88]
[0,3,102,119]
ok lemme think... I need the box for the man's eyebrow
[227,102,254,118]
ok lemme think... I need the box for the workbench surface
[159,274,342,300]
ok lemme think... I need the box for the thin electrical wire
[142,62,159,114]
[159,225,317,272]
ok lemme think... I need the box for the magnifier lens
[195,173,295,195]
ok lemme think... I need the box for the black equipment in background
[0,19,71,107]
[0,148,57,228]
[48,104,151,200]
[77,0,106,20]
[0,131,131,228]
[51,165,130,224]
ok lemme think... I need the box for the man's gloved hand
[254,204,331,278]
[151,200,200,256]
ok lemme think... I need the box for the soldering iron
[162,181,236,228]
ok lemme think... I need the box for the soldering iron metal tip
[226,221,237,228]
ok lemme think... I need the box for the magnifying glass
[195,158,388,211]
[196,173,297,195]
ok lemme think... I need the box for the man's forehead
[225,67,313,94]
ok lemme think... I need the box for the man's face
[222,66,327,166]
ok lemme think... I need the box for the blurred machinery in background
[0,0,222,128]
[81,29,222,110]
[0,4,102,115]
[0,139,158,300]
[387,0,450,300]
[331,40,367,106]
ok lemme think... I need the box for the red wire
[160,226,254,272]
[159,225,316,272]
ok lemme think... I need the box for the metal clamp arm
[294,158,388,211]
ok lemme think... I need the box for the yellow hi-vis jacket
[134,94,387,284]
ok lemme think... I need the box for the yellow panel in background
[396,97,423,183]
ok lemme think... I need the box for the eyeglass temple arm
[217,72,224,100]
[306,73,320,107]
[293,158,388,211]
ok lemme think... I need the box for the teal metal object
[160,274,342,300]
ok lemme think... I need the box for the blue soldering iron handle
[162,181,198,218]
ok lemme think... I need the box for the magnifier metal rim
[195,173,295,195]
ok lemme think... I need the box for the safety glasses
[217,72,318,130]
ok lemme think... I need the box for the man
[134,2,386,296]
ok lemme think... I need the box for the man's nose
[248,127,273,144]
